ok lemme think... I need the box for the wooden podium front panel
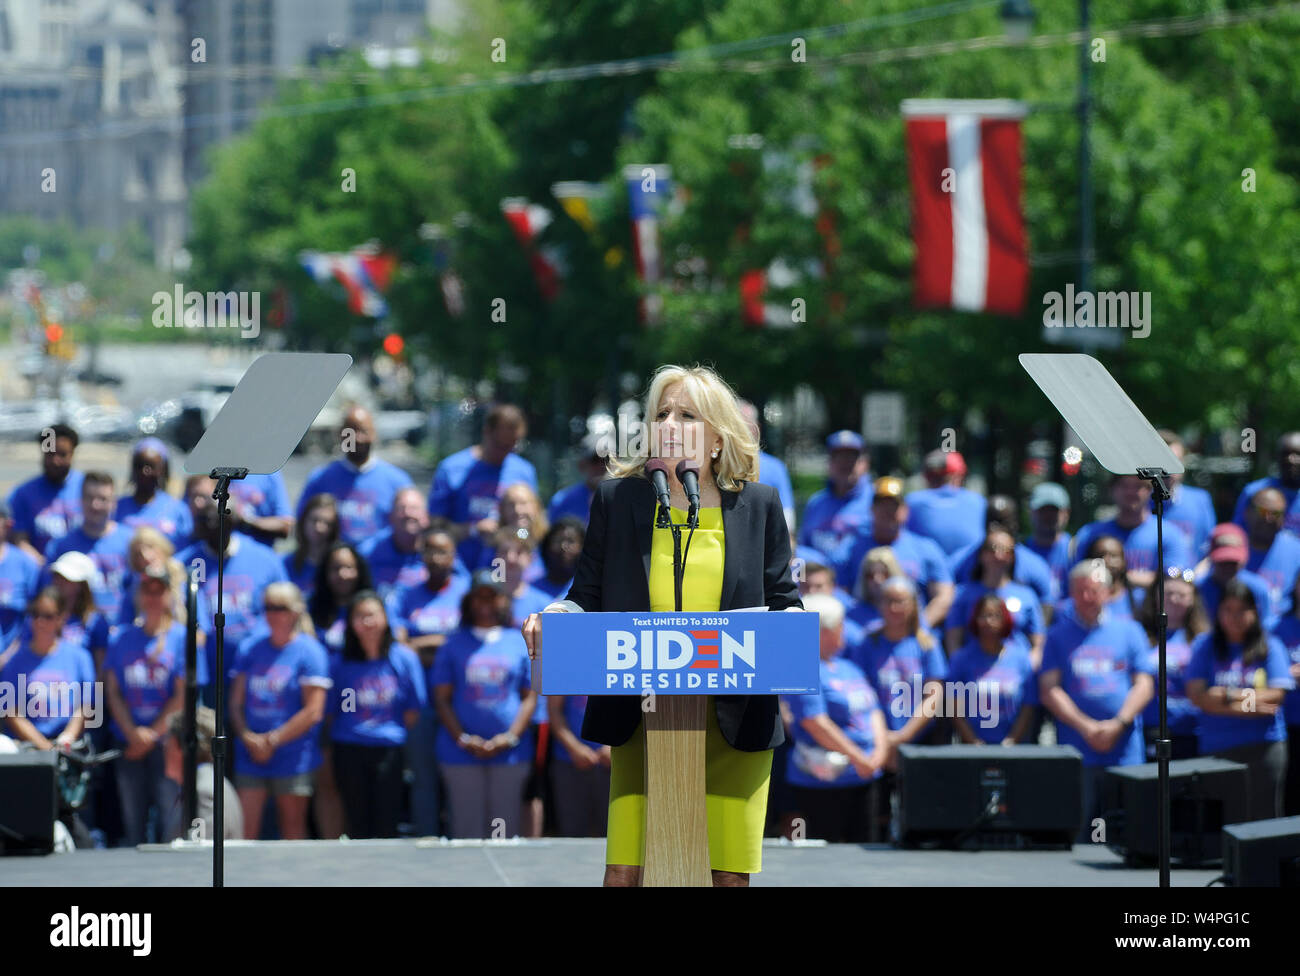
[641,695,711,886]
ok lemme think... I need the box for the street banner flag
[501,198,562,301]
[298,245,396,317]
[902,99,1028,316]
[624,164,672,325]
[551,181,605,234]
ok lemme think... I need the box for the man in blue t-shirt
[799,431,873,569]
[1040,560,1155,841]
[6,423,83,563]
[740,400,797,533]
[1233,431,1300,536]
[1157,431,1216,559]
[178,476,288,651]
[429,403,538,571]
[230,471,294,548]
[296,405,414,546]
[836,477,954,631]
[43,471,133,621]
[905,450,986,557]
[1071,474,1193,589]
[0,501,40,649]
[1244,488,1300,616]
[360,487,431,602]
[1024,482,1073,608]
[547,433,606,528]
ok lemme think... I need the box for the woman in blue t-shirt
[782,594,888,842]
[283,494,339,600]
[432,571,536,839]
[46,551,111,669]
[309,542,373,655]
[1268,574,1300,815]
[0,588,95,748]
[325,590,425,838]
[1186,580,1295,821]
[548,690,611,837]
[229,582,331,840]
[104,566,188,845]
[1136,566,1210,761]
[944,526,1045,665]
[948,594,1039,745]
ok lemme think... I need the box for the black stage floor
[2,838,1222,886]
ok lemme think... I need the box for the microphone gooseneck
[676,459,701,529]
[645,458,672,528]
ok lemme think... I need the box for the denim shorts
[233,770,316,796]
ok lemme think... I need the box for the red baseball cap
[1208,523,1248,564]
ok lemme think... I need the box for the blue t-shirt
[799,480,873,571]
[1267,614,1300,726]
[114,491,193,550]
[328,643,426,746]
[1165,484,1216,559]
[550,694,604,764]
[1233,478,1300,537]
[0,543,40,648]
[547,481,594,527]
[783,656,883,788]
[510,585,552,628]
[849,627,948,732]
[1186,632,1294,753]
[388,577,467,640]
[176,533,287,650]
[836,528,952,594]
[282,551,319,598]
[1071,517,1193,578]
[1246,531,1300,617]
[1197,569,1273,628]
[758,452,796,523]
[44,524,133,620]
[431,627,533,765]
[946,639,1040,743]
[905,485,987,557]
[7,470,84,554]
[359,530,428,602]
[0,639,96,738]
[1023,534,1072,605]
[1140,626,1200,739]
[945,581,1044,650]
[534,575,573,601]
[1054,591,1139,623]
[229,633,332,777]
[428,447,539,568]
[948,541,1055,607]
[316,607,349,656]
[1041,609,1154,765]
[103,622,193,741]
[297,458,414,546]
[229,472,292,547]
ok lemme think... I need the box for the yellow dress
[604,505,773,873]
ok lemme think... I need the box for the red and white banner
[902,99,1028,316]
[501,198,562,301]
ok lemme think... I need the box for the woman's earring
[711,448,719,459]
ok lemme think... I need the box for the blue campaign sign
[538,611,820,696]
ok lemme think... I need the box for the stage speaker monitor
[0,751,58,856]
[897,744,1082,848]
[1223,816,1300,887]
[1101,757,1248,867]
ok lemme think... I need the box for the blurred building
[0,0,455,268]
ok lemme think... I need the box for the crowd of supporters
[1,409,1297,846]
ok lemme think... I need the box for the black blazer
[564,474,802,752]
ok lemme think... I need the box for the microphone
[676,459,701,527]
[645,458,672,527]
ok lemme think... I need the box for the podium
[540,610,819,885]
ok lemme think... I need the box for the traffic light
[382,333,405,358]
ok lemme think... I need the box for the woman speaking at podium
[522,364,802,886]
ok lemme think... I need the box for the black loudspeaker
[1101,757,1249,867]
[0,751,58,855]
[897,745,1082,849]
[1223,817,1300,886]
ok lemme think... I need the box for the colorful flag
[501,198,562,301]
[298,245,396,317]
[624,164,672,325]
[902,99,1028,316]
[550,181,605,234]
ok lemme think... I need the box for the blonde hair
[128,525,174,569]
[879,575,936,652]
[499,482,549,540]
[854,546,905,602]
[262,581,316,638]
[131,557,190,629]
[607,364,759,491]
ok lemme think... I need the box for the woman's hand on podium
[522,602,571,661]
